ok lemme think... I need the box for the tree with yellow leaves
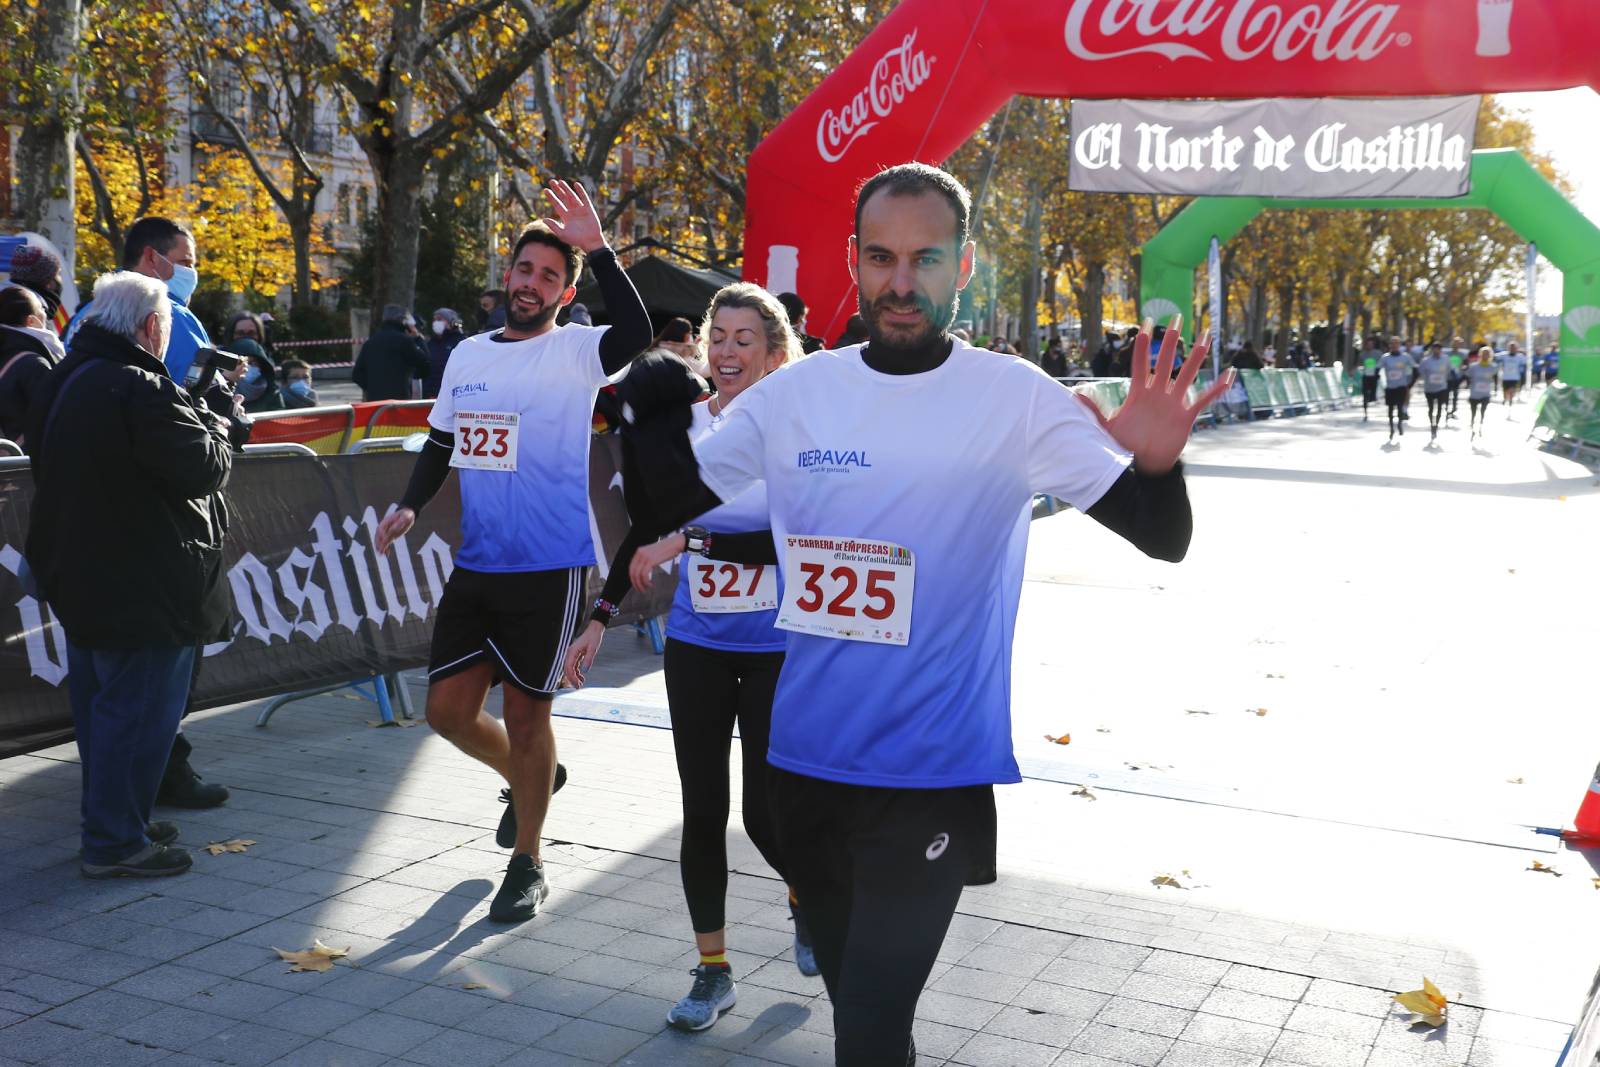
[175,150,330,302]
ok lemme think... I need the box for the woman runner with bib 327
[563,283,813,1033]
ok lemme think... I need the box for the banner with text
[0,443,671,758]
[1069,96,1479,199]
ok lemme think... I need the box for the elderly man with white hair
[24,271,242,879]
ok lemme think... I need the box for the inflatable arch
[741,0,1600,345]
[1139,149,1600,387]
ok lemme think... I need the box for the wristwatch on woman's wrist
[682,526,711,557]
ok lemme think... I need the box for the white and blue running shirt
[1380,351,1416,389]
[429,325,614,572]
[692,341,1132,788]
[669,400,784,653]
[1500,352,1528,381]
[1467,363,1498,400]
[1419,353,1451,392]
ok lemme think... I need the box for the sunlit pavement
[0,389,1592,1065]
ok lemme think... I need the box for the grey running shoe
[489,854,548,923]
[81,842,192,879]
[790,901,820,977]
[665,965,736,1032]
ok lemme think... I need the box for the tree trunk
[1246,281,1266,347]
[288,211,314,309]
[15,0,81,275]
[1275,282,1294,355]
[370,147,426,311]
[1019,190,1043,361]
[1076,260,1106,351]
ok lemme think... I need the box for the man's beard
[859,288,957,353]
[506,293,560,333]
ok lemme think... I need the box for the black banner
[0,442,672,757]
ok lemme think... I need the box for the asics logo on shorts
[925,832,950,861]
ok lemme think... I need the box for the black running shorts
[1384,386,1409,406]
[428,566,586,697]
[1361,377,1379,402]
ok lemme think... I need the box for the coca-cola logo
[816,30,936,164]
[1064,0,1407,63]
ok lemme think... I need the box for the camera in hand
[188,347,243,399]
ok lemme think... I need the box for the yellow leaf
[1151,873,1187,889]
[462,982,489,990]
[1248,708,1269,717]
[1505,777,1524,785]
[1070,784,1097,802]
[1527,861,1563,877]
[204,839,256,856]
[1393,978,1448,1026]
[1591,877,1600,890]
[273,940,351,973]
[1044,733,1071,745]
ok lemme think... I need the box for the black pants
[664,638,786,933]
[1425,391,1447,432]
[770,767,992,1066]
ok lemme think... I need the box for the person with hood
[225,337,283,413]
[0,284,65,446]
[425,307,465,399]
[25,271,248,878]
[7,244,67,332]
[279,359,320,408]
[353,304,429,401]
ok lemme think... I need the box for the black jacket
[0,326,60,447]
[24,323,237,649]
[353,322,429,401]
[425,328,464,399]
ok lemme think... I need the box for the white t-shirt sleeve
[568,324,609,385]
[692,381,769,505]
[428,354,458,433]
[1027,377,1132,510]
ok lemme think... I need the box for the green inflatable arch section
[1138,149,1600,389]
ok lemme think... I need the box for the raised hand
[1098,316,1232,475]
[541,180,607,254]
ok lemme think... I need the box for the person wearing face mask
[7,244,68,333]
[224,338,283,413]
[67,217,211,385]
[424,308,465,399]
[25,272,242,878]
[279,359,320,409]
[0,285,66,446]
[224,311,270,355]
[353,304,430,401]
[564,285,813,1034]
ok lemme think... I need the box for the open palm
[1097,317,1232,475]
[542,180,606,254]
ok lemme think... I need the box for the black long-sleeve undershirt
[396,246,651,516]
[592,522,777,624]
[1084,462,1192,562]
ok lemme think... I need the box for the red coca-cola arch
[742,0,1599,342]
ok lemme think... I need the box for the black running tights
[1426,392,1446,432]
[770,767,989,1067]
[663,638,786,933]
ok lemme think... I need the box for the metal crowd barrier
[0,438,22,458]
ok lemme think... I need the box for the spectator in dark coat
[1230,341,1264,370]
[425,307,465,399]
[353,304,429,401]
[834,314,869,348]
[479,288,507,332]
[0,285,64,446]
[25,271,247,878]
[776,292,825,354]
[224,338,283,413]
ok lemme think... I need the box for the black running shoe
[489,853,548,923]
[148,821,179,847]
[496,763,568,849]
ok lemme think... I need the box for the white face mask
[432,320,447,336]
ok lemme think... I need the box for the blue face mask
[287,379,313,398]
[242,365,262,386]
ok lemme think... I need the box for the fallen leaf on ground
[1248,708,1269,717]
[462,982,490,990]
[1151,872,1191,889]
[273,940,350,973]
[1527,861,1563,877]
[1185,709,1213,716]
[1505,777,1524,785]
[1265,673,1286,679]
[1507,568,1516,575]
[1044,733,1071,745]
[1393,977,1448,1026]
[1095,727,1111,733]
[366,719,418,728]
[204,839,255,856]
[1591,877,1600,890]
[1070,784,1097,801]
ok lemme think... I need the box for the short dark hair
[509,222,583,287]
[776,291,807,328]
[123,216,193,269]
[654,317,696,345]
[280,358,311,380]
[0,285,44,327]
[480,288,505,304]
[854,163,972,247]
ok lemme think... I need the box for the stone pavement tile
[269,1037,391,1066]
[983,1004,1090,1047]
[227,887,328,920]
[399,1025,525,1067]
[1058,1053,1146,1067]
[1096,995,1196,1039]
[500,1051,596,1067]
[112,923,219,963]
[0,1009,25,1028]
[601,930,696,968]
[740,960,824,999]
[40,987,161,1032]
[1198,988,1296,1028]
[910,1017,977,1061]
[950,1030,1061,1066]
[584,989,676,1034]
[180,977,298,1021]
[275,871,368,898]
[984,925,1081,956]
[481,937,587,977]
[508,975,615,1017]
[612,1030,740,1065]
[739,1023,837,1066]
[430,957,543,997]
[930,964,1032,1004]
[377,984,495,1029]
[0,1018,94,1062]
[1012,980,1113,1020]
[313,968,427,1010]
[467,1000,568,1045]
[0,933,89,973]
[1466,1037,1555,1067]
[266,993,373,1038]
[1300,980,1397,1018]
[529,916,629,954]
[1374,1016,1474,1061]
[187,1019,313,1067]
[1161,1039,1268,1067]
[554,952,662,992]
[33,1031,168,1066]
[537,1017,652,1062]
[1118,972,1216,1011]
[1268,1030,1371,1067]
[112,1003,236,1051]
[3,973,97,1011]
[1473,1013,1571,1051]
[1038,959,1135,995]
[961,943,1058,980]
[1139,952,1233,986]
[912,988,1004,1031]
[50,911,152,950]
[206,856,314,889]
[170,906,272,939]
[321,1011,444,1062]
[1070,1022,1177,1067]
[1284,1005,1384,1045]
[1220,966,1312,1001]
[181,938,279,978]
[1367,1044,1470,1067]
[1064,940,1156,971]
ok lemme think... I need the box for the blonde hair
[699,282,803,367]
[1477,345,1493,360]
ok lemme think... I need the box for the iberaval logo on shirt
[452,382,490,399]
[796,448,873,474]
